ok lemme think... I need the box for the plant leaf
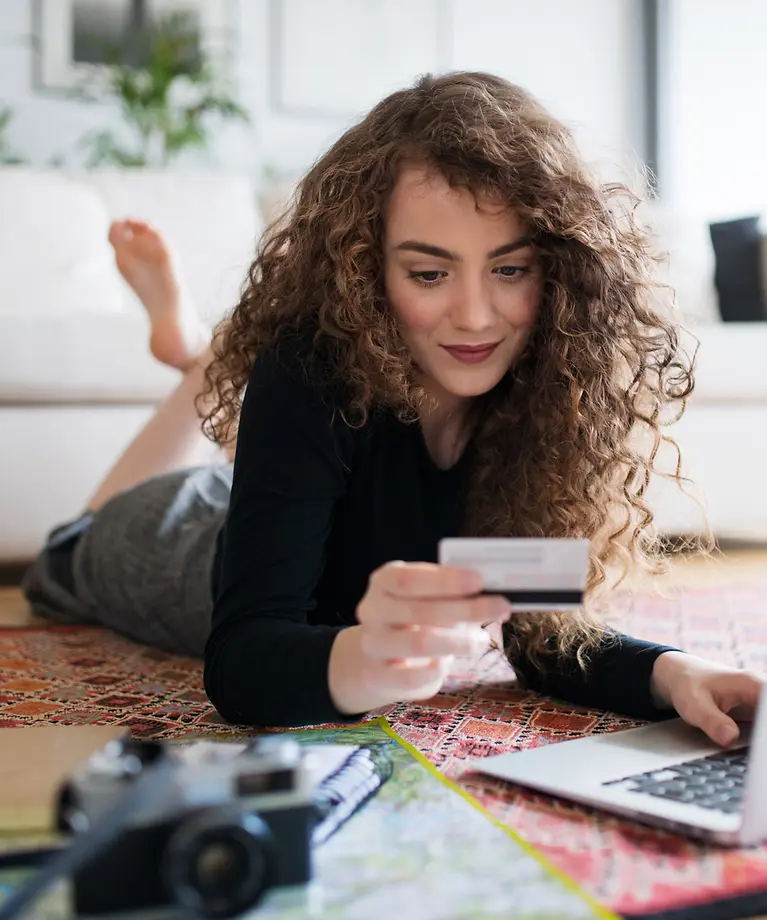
[74,11,249,167]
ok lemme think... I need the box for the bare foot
[108,219,208,372]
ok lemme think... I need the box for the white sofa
[647,325,767,540]
[642,208,767,542]
[0,168,260,560]
[0,168,766,561]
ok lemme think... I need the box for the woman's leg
[87,220,233,513]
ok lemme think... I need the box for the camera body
[57,736,315,919]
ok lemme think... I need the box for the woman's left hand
[651,651,766,746]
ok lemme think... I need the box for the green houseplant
[81,12,248,167]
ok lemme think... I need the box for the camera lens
[164,806,275,919]
[118,739,165,766]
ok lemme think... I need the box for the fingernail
[716,725,738,746]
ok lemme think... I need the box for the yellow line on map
[374,716,618,920]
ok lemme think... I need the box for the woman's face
[384,166,542,406]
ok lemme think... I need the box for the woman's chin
[432,367,508,399]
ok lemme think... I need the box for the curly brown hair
[200,71,703,677]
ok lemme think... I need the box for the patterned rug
[2,579,767,919]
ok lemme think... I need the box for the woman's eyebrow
[394,237,532,261]
[488,238,533,258]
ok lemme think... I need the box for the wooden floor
[0,583,34,627]
[1,545,766,629]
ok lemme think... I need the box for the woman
[24,72,764,740]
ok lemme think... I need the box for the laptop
[471,682,767,846]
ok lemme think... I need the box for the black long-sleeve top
[204,337,675,727]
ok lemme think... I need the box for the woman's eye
[408,270,445,286]
[493,266,526,279]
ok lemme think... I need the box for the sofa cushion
[0,168,259,326]
[0,313,178,402]
[709,216,767,322]
[0,404,158,558]
[0,169,124,316]
[685,324,767,403]
[79,170,259,323]
[639,204,721,325]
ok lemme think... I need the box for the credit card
[438,538,590,610]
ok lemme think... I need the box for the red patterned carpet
[2,580,767,918]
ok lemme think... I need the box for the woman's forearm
[507,628,680,720]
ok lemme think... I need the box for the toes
[108,220,131,247]
[125,219,157,238]
[109,219,157,248]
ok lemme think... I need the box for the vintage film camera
[56,736,315,919]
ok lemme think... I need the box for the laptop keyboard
[604,748,749,814]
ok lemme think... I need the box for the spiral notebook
[308,743,393,844]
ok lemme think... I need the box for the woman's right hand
[328,561,512,715]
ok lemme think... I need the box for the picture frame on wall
[33,0,232,93]
[269,0,451,119]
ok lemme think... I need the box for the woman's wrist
[328,625,394,715]
[650,650,689,709]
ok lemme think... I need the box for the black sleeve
[204,341,356,728]
[507,628,679,721]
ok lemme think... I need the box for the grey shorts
[22,466,233,658]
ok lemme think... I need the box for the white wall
[665,0,767,220]
[0,0,642,187]
[451,0,643,176]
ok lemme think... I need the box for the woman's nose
[450,277,495,332]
